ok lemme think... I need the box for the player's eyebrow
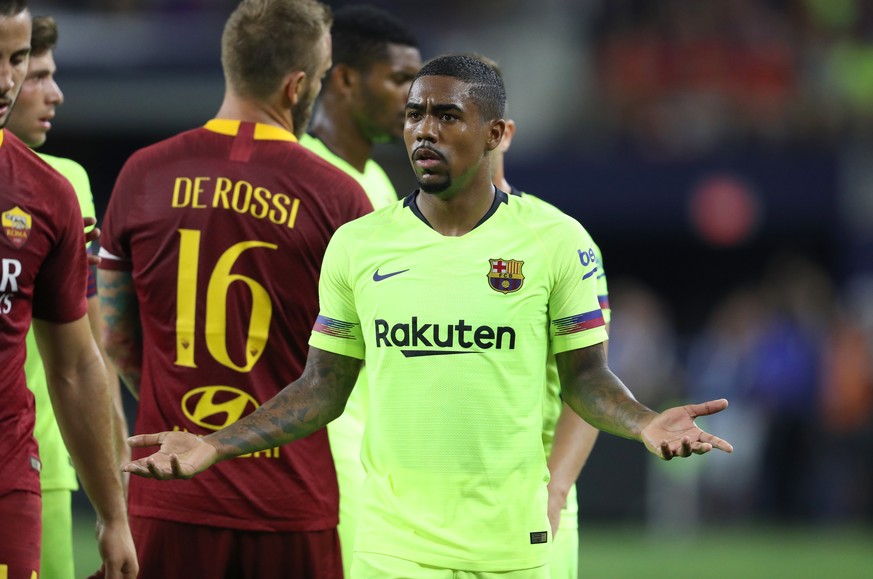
[405,102,464,115]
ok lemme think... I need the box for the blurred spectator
[815,275,873,521]
[750,255,830,521]
[685,287,768,522]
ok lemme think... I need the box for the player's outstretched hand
[640,399,733,460]
[123,431,218,479]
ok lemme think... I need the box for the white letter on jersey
[0,258,22,292]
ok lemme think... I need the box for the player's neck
[308,104,373,173]
[416,178,496,237]
[215,93,295,135]
[490,155,510,192]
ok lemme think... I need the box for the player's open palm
[640,399,734,460]
[123,431,218,479]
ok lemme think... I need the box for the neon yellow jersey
[24,153,95,492]
[309,190,608,571]
[300,133,398,210]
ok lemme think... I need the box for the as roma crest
[2,206,32,248]
[487,258,524,294]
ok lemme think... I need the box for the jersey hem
[551,327,609,356]
[308,335,365,360]
[128,505,338,533]
[354,546,549,573]
[95,257,132,272]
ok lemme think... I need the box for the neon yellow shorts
[548,523,578,579]
[41,489,74,579]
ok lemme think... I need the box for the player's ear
[333,63,358,98]
[283,71,308,106]
[497,119,516,155]
[485,119,506,153]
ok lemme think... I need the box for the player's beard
[418,175,451,194]
[291,81,319,138]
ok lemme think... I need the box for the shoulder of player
[508,192,582,231]
[36,153,89,183]
[117,128,200,172]
[10,143,78,199]
[288,142,367,194]
[363,157,391,180]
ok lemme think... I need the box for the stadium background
[30,0,872,576]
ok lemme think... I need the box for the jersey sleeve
[308,228,365,359]
[32,181,88,324]
[591,240,611,324]
[548,221,609,355]
[97,156,137,272]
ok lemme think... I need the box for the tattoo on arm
[556,344,657,441]
[97,270,143,399]
[208,348,361,460]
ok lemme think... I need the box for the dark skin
[124,74,732,480]
[308,43,420,172]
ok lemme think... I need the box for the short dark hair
[470,53,503,79]
[29,15,57,56]
[0,0,28,16]
[331,5,417,71]
[221,0,332,100]
[463,53,511,115]
[414,54,505,121]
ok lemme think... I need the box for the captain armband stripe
[98,247,127,262]
[552,309,605,336]
[313,314,359,340]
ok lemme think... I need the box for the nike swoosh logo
[373,268,409,282]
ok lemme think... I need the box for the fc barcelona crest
[2,206,32,248]
[487,258,524,294]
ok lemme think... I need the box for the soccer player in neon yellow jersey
[5,15,128,579]
[299,7,420,574]
[484,55,606,579]
[124,55,734,578]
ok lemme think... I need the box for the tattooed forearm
[556,344,657,441]
[97,269,143,399]
[206,348,361,461]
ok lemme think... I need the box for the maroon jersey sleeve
[98,152,139,272]
[31,167,88,323]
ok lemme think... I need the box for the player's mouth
[38,113,54,131]
[412,146,445,169]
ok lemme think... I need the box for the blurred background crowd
[31,0,873,530]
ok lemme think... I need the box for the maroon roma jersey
[0,129,88,497]
[99,120,372,531]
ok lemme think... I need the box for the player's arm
[33,315,138,578]
[124,346,362,480]
[87,296,130,467]
[98,269,143,400]
[555,343,733,460]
